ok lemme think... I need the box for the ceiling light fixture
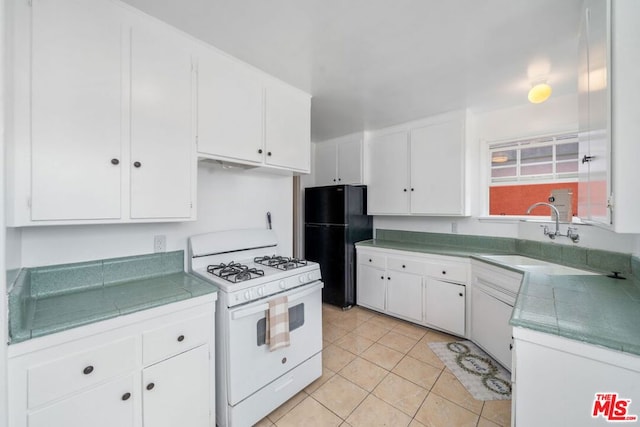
[528,81,552,104]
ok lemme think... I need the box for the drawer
[28,337,137,408]
[358,253,385,269]
[143,313,212,366]
[387,257,425,275]
[425,262,468,283]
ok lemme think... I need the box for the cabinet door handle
[111,158,120,165]
[338,178,341,181]
[403,188,407,192]
[459,292,463,297]
[387,277,391,280]
[333,179,337,182]
[442,270,447,275]
[83,365,94,375]
[380,276,384,280]
[411,188,414,191]
[177,335,185,342]
[509,344,513,350]
[121,392,131,401]
[146,383,155,391]
[402,265,406,268]
[369,259,372,262]
[258,149,263,154]
[133,161,142,168]
[267,152,272,156]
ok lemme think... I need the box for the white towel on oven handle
[265,295,290,351]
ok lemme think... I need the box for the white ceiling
[121,0,584,141]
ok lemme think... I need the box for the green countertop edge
[7,250,218,345]
[357,232,640,357]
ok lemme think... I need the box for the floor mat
[428,340,511,401]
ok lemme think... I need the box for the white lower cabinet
[142,344,210,427]
[512,327,640,427]
[386,270,423,323]
[8,297,216,427]
[28,375,137,427]
[357,263,386,311]
[424,278,466,336]
[356,246,469,336]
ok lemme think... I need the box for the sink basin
[480,255,598,275]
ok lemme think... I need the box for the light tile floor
[255,304,512,427]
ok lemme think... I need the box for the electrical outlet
[154,235,166,253]
[451,222,458,234]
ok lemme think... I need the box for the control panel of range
[228,269,322,306]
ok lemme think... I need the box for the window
[488,133,579,217]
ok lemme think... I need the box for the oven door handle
[231,281,324,320]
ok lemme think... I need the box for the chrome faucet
[526,202,580,243]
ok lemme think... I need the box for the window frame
[482,131,581,221]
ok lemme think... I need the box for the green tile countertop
[7,251,217,344]
[511,272,640,355]
[356,230,640,357]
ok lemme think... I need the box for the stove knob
[279,281,286,289]
[307,273,313,281]
[257,287,264,297]
[244,290,251,300]
[298,276,305,284]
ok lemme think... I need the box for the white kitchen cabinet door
[337,137,363,185]
[142,345,210,427]
[367,131,409,215]
[424,278,465,336]
[386,271,423,323]
[264,81,311,172]
[313,142,338,186]
[30,0,123,221]
[130,18,194,219]
[410,119,466,215]
[470,286,513,370]
[27,375,136,427]
[197,50,264,164]
[578,0,611,226]
[357,264,386,311]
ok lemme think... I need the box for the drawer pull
[442,270,447,275]
[177,335,185,342]
[459,292,463,297]
[369,259,372,262]
[402,264,406,268]
[380,276,384,280]
[387,277,391,280]
[83,366,94,375]
[146,383,155,391]
[121,392,131,401]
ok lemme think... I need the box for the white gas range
[189,229,323,427]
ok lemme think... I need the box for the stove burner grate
[254,255,308,270]
[206,262,265,283]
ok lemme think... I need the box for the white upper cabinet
[195,49,310,173]
[578,0,640,233]
[129,16,194,220]
[264,80,311,172]
[29,0,124,221]
[313,133,363,186]
[367,130,410,214]
[7,0,197,226]
[410,118,466,215]
[366,111,469,216]
[197,50,264,164]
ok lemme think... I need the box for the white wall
[369,95,640,253]
[18,164,293,267]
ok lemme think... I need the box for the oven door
[226,281,323,406]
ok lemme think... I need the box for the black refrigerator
[304,185,373,308]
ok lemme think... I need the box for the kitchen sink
[480,255,598,275]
